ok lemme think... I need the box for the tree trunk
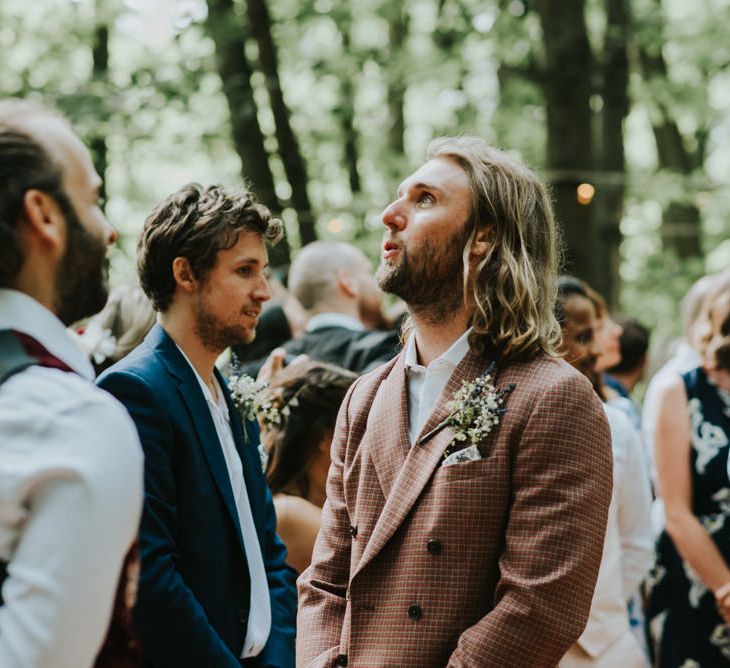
[244,0,317,246]
[340,24,361,196]
[594,0,630,308]
[91,3,109,208]
[385,5,408,162]
[535,0,598,287]
[636,0,703,259]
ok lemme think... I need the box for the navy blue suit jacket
[97,325,296,667]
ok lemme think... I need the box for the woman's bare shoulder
[273,494,322,529]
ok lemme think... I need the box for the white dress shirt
[561,404,653,666]
[605,404,654,599]
[0,289,144,668]
[404,329,471,445]
[176,349,271,658]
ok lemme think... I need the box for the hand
[257,348,287,385]
[715,582,730,625]
[256,348,309,385]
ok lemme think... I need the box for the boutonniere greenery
[228,370,268,424]
[227,358,300,442]
[422,361,515,461]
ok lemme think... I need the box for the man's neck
[410,307,471,366]
[159,310,219,392]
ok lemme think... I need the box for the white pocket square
[441,444,483,467]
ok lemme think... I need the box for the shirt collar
[0,288,95,380]
[404,327,472,371]
[305,312,365,333]
[175,343,229,419]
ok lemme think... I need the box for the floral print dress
[646,367,730,667]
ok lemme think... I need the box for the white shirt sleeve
[607,405,654,599]
[0,368,144,668]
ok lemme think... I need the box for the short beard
[55,195,109,326]
[194,293,256,353]
[376,225,470,323]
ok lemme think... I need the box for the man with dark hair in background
[0,100,143,667]
[606,318,650,397]
[605,317,650,430]
[98,183,296,667]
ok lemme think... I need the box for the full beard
[376,227,469,324]
[194,295,256,353]
[55,199,109,327]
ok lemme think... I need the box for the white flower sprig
[228,371,268,424]
[433,362,514,461]
[256,392,299,429]
[227,356,300,431]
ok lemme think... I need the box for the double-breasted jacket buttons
[408,604,423,620]
[349,524,358,538]
[426,539,442,555]
[335,653,348,666]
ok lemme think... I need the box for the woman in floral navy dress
[646,273,730,666]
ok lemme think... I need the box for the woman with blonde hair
[646,273,730,665]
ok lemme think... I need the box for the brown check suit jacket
[297,346,613,667]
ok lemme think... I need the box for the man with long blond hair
[297,136,613,667]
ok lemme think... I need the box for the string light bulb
[576,183,595,205]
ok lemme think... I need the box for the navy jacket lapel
[149,325,247,555]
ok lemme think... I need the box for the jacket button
[349,525,358,538]
[335,654,348,666]
[408,604,422,620]
[238,609,248,625]
[426,539,442,555]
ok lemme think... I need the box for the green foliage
[2,0,729,348]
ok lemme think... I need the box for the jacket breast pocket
[431,451,508,485]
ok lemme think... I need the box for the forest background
[3,0,730,360]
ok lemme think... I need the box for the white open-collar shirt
[176,347,271,659]
[404,328,472,445]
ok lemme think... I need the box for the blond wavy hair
[425,136,563,363]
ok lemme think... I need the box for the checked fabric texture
[297,347,613,667]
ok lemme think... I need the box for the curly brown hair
[137,183,283,311]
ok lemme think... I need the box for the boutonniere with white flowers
[420,362,515,465]
[227,369,272,470]
[227,359,301,470]
[228,370,268,424]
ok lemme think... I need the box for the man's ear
[21,189,66,253]
[335,268,358,299]
[172,257,198,293]
[470,226,494,260]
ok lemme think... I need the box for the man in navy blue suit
[98,183,296,667]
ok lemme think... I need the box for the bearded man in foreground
[296,137,613,667]
[98,184,296,668]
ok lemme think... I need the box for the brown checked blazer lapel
[355,345,489,578]
[365,355,410,501]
